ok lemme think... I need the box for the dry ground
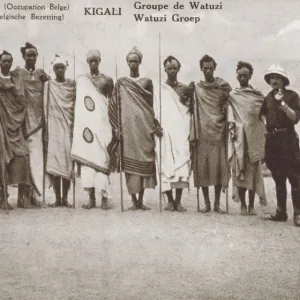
[0,174,300,300]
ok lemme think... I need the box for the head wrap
[86,49,101,62]
[264,64,290,86]
[51,54,68,67]
[126,46,143,62]
[20,42,38,56]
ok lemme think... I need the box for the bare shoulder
[67,78,76,86]
[101,73,113,84]
[178,81,188,90]
[143,77,153,85]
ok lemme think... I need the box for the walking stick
[0,164,8,214]
[193,90,200,212]
[225,102,229,214]
[115,56,124,212]
[0,132,8,214]
[158,32,162,213]
[42,56,47,208]
[72,50,76,209]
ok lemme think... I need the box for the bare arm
[106,77,114,100]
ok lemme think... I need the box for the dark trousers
[272,171,300,215]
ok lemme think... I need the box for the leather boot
[291,187,300,226]
[82,188,96,209]
[270,184,287,222]
[48,177,61,207]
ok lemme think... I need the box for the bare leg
[200,187,211,213]
[17,184,31,209]
[0,186,13,210]
[61,178,72,208]
[48,176,61,207]
[128,194,138,210]
[138,189,150,210]
[214,185,225,214]
[248,190,256,215]
[100,189,112,210]
[82,187,96,209]
[238,187,247,215]
[164,190,175,211]
[175,188,186,212]
[30,188,42,208]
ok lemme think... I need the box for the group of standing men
[0,42,300,226]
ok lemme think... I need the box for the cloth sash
[228,87,266,175]
[154,83,190,179]
[191,77,232,143]
[109,77,156,176]
[71,75,112,175]
[44,79,75,179]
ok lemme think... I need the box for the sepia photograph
[0,0,300,299]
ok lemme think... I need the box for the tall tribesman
[71,49,114,210]
[109,47,160,210]
[44,55,75,208]
[14,42,49,208]
[0,51,32,209]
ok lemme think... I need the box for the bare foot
[82,200,96,209]
[128,202,138,211]
[138,201,150,210]
[48,200,61,208]
[100,197,112,210]
[30,194,42,208]
[0,200,13,210]
[248,207,257,216]
[241,205,247,216]
[62,198,73,208]
[200,205,211,213]
[175,203,187,212]
[164,202,175,211]
[214,205,226,214]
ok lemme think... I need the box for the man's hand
[188,81,195,93]
[113,129,122,140]
[230,130,237,141]
[40,74,50,83]
[228,122,236,140]
[150,125,163,138]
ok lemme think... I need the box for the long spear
[225,101,229,214]
[72,50,76,209]
[0,120,8,214]
[158,32,162,213]
[42,56,46,208]
[115,56,124,212]
[193,90,200,212]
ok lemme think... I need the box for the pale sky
[1,0,300,93]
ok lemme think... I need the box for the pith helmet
[264,64,290,86]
